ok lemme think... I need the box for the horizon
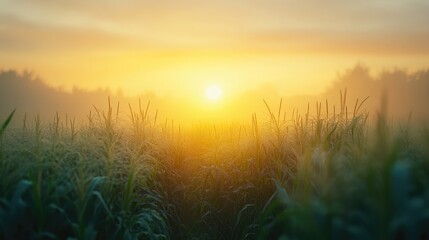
[2,65,429,124]
[2,2,429,239]
[2,0,429,98]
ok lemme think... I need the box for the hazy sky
[1,0,429,98]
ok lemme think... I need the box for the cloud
[2,0,429,99]
[1,0,429,54]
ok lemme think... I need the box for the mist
[1,64,429,125]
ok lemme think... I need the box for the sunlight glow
[205,84,222,101]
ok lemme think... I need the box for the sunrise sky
[1,0,429,99]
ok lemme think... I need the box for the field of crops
[1,98,429,240]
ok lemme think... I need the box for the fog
[1,65,429,125]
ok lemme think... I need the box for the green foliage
[0,97,428,239]
[0,109,16,161]
[257,101,429,240]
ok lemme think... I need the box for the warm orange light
[205,84,222,101]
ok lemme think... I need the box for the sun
[205,84,222,101]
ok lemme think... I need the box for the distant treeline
[323,65,429,121]
[1,65,429,123]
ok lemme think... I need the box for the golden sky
[1,0,429,98]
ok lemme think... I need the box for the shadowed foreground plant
[257,108,429,240]
[0,97,428,240]
[0,109,15,161]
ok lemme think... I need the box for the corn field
[1,97,429,240]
